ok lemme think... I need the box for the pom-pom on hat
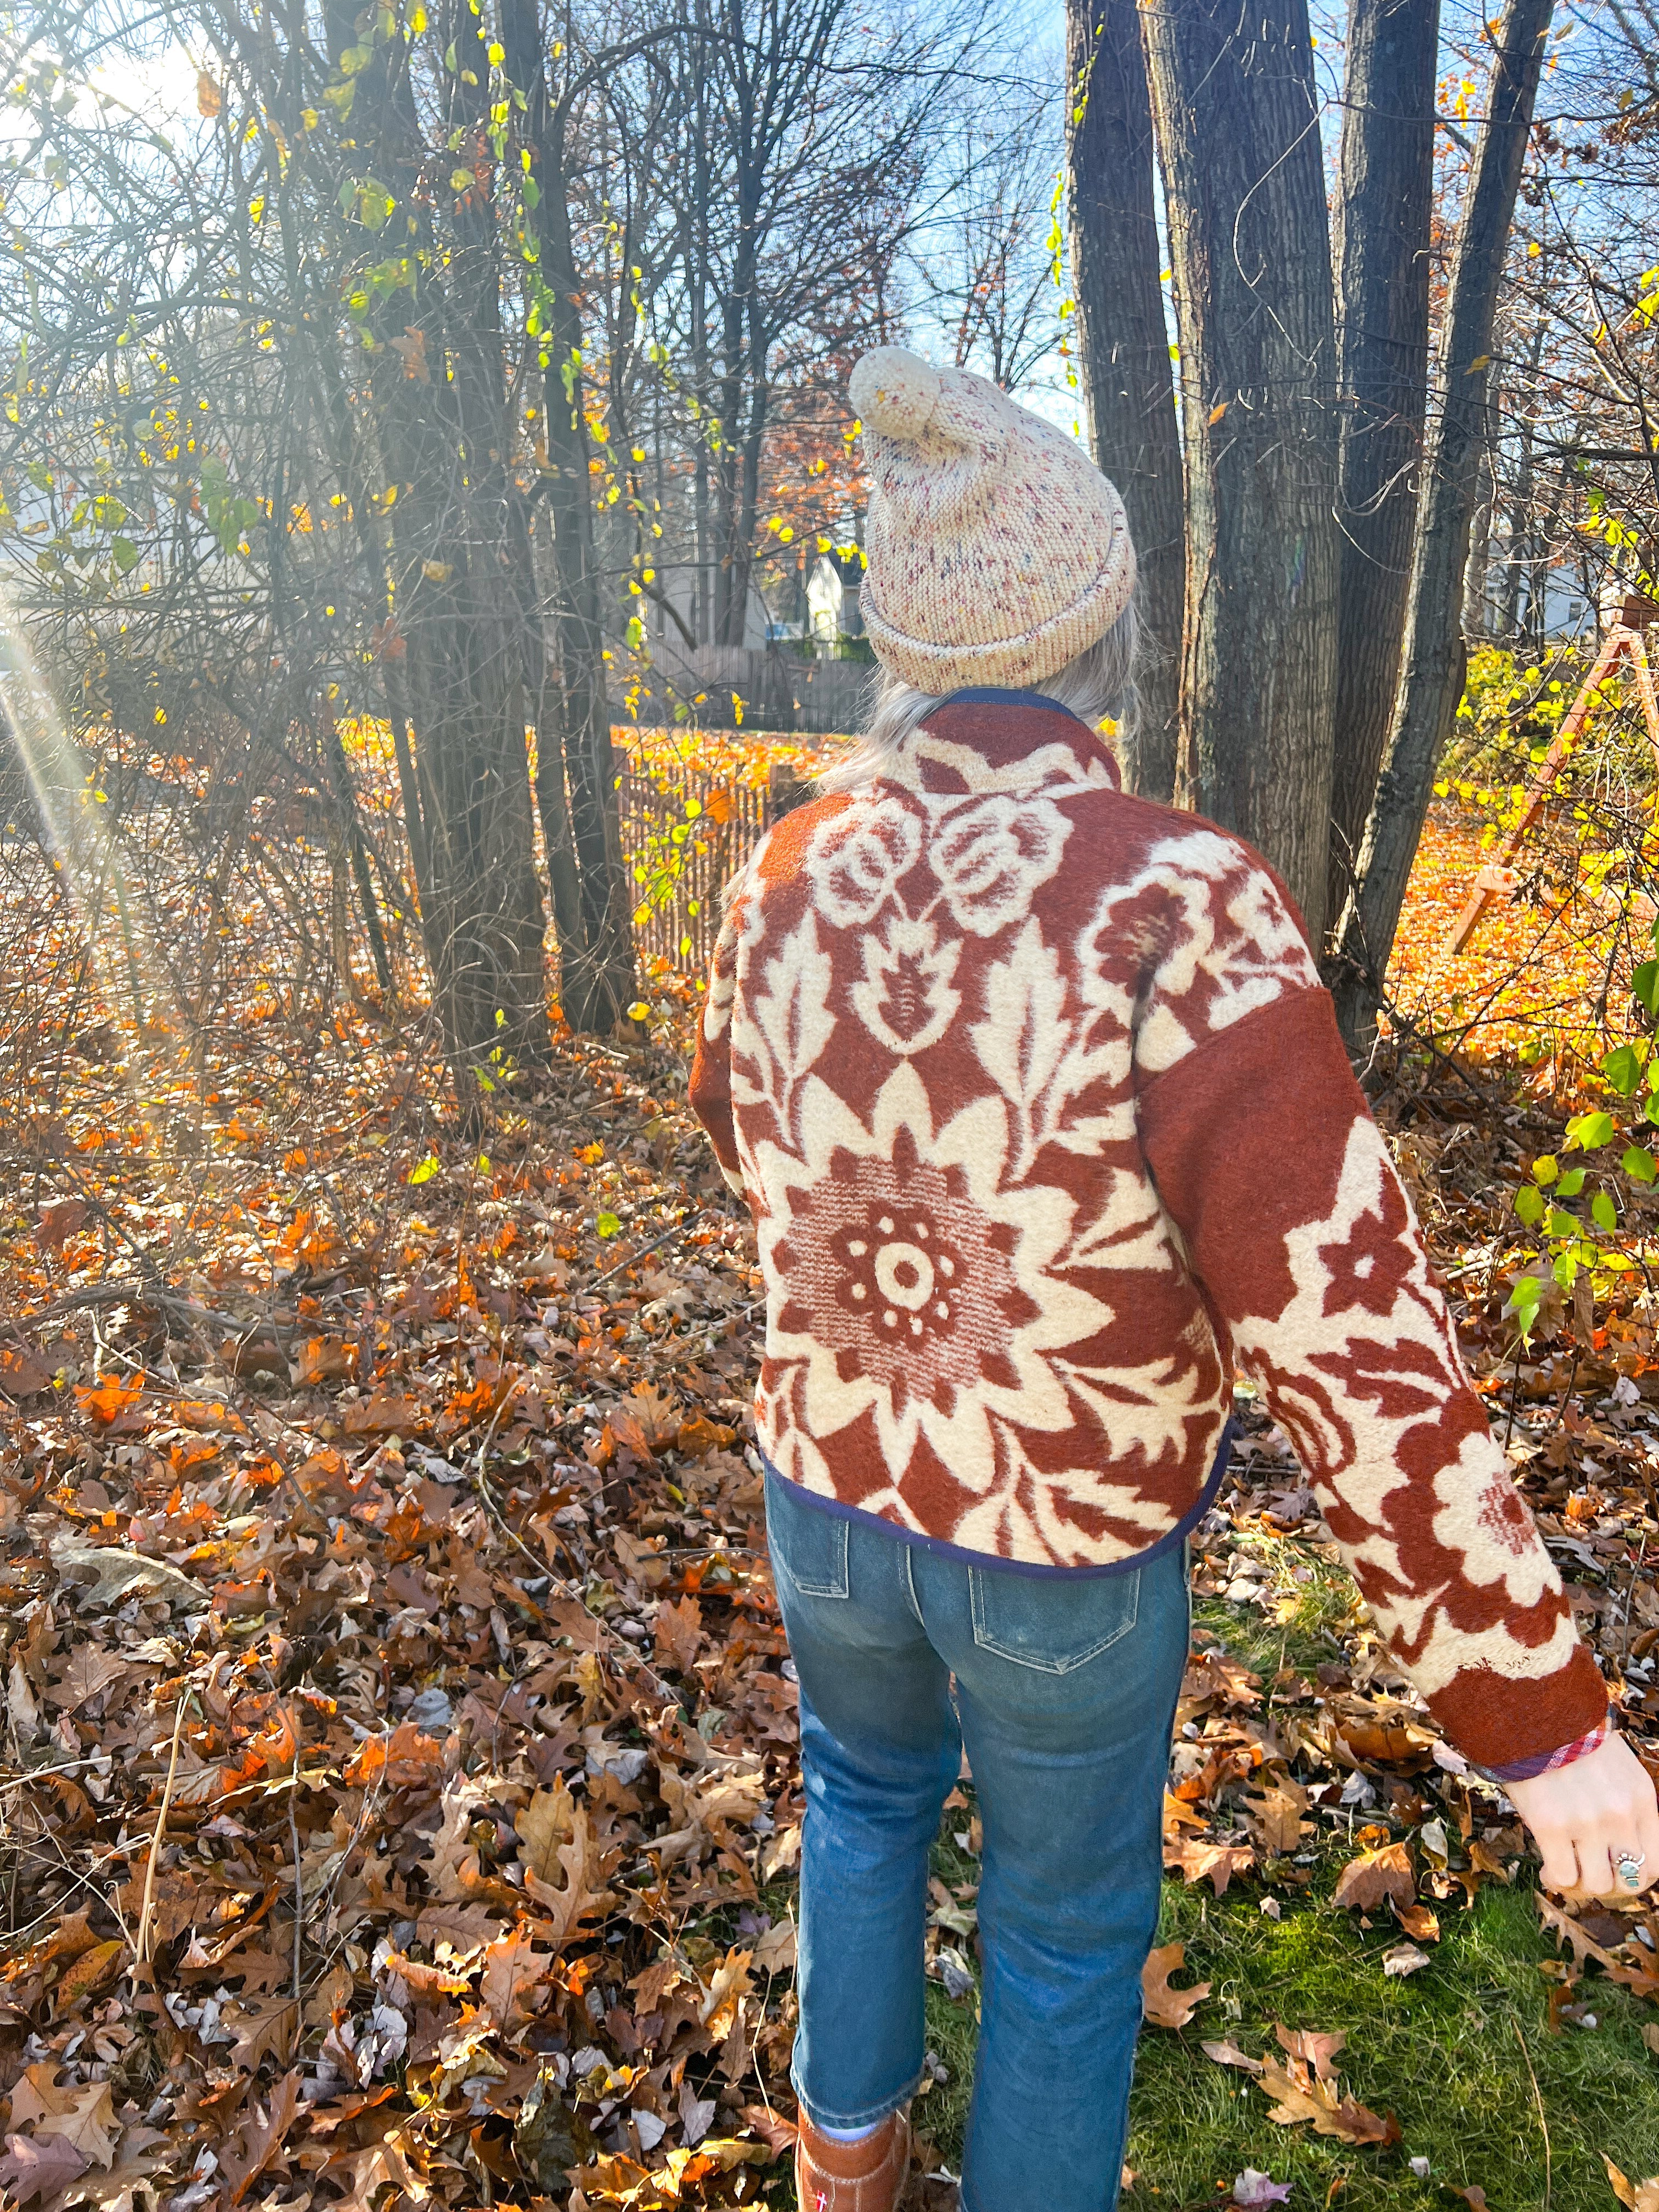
[848,347,1136,695]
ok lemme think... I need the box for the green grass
[913,1836,1659,2211]
[770,1555,1659,2210]
[898,1544,1659,2212]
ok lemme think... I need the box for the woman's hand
[1506,1733,1659,1895]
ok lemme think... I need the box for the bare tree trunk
[1463,445,1494,636]
[1142,0,1340,940]
[503,0,637,1034]
[1327,0,1440,930]
[1064,0,1183,802]
[1330,0,1556,1047]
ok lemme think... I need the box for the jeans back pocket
[968,1564,1140,1674]
[765,1469,850,1599]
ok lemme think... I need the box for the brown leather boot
[794,2110,910,2212]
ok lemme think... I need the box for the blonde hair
[815,597,1144,795]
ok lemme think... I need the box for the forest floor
[3,793,1659,2212]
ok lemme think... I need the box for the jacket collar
[884,688,1123,799]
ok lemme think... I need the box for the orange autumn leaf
[74,1375,145,1425]
[344,1722,444,1791]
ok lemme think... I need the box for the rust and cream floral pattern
[691,696,1607,1771]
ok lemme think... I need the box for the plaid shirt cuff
[1477,1714,1613,1786]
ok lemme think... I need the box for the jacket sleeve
[687,873,749,1198]
[1131,836,1607,1779]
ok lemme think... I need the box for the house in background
[805,548,867,646]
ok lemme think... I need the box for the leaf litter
[6,981,1659,2205]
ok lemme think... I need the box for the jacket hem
[759,1416,1235,1579]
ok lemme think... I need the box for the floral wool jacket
[687,690,1608,1779]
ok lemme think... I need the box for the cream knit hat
[849,347,1136,695]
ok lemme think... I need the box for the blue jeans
[765,1471,1190,2212]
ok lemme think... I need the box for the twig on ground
[136,1692,188,1974]
[1515,2017,1551,2212]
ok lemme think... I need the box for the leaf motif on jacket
[969,918,1069,1168]
[849,916,961,1055]
[748,907,836,1097]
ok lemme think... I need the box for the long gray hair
[815,596,1144,795]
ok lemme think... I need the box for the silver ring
[1617,1850,1647,1892]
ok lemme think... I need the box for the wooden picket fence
[614,748,811,975]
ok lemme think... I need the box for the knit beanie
[848,347,1137,695]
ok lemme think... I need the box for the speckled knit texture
[850,348,1137,693]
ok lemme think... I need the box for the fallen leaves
[1201,2025,1397,2148]
[1607,2156,1659,2212]
[8,2064,118,2166]
[1331,1840,1416,1913]
[1257,2027,1400,2147]
[1140,1941,1211,2030]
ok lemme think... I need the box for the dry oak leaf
[328,2130,430,2212]
[0,2130,89,2204]
[1605,2156,1659,2212]
[1331,1841,1415,1913]
[0,1345,54,1399]
[47,1643,132,1713]
[342,1389,427,1437]
[1141,1941,1210,2030]
[655,1594,704,1677]
[626,1380,684,1446]
[479,1928,556,2035]
[294,1335,356,1385]
[74,1375,145,1426]
[698,1948,755,2041]
[343,1721,444,1792]
[676,1413,738,1458]
[227,1995,299,2073]
[1165,1833,1254,1897]
[752,1917,798,1974]
[1393,1901,1440,1943]
[1201,2039,1263,2074]
[1539,1893,1659,1997]
[9,2064,118,2167]
[1243,1777,1310,1855]
[219,2069,301,2207]
[1274,2024,1346,2080]
[528,1806,619,1942]
[1256,2032,1397,2149]
[53,1938,127,2014]
[737,2105,799,2159]
[383,1949,475,1999]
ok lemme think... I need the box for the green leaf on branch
[1593,1189,1618,1233]
[1636,959,1659,1017]
[1604,1042,1644,1095]
[1507,1274,1544,1343]
[1567,1111,1616,1150]
[1558,1167,1587,1196]
[1515,1184,1545,1227]
[1626,1144,1657,1184]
